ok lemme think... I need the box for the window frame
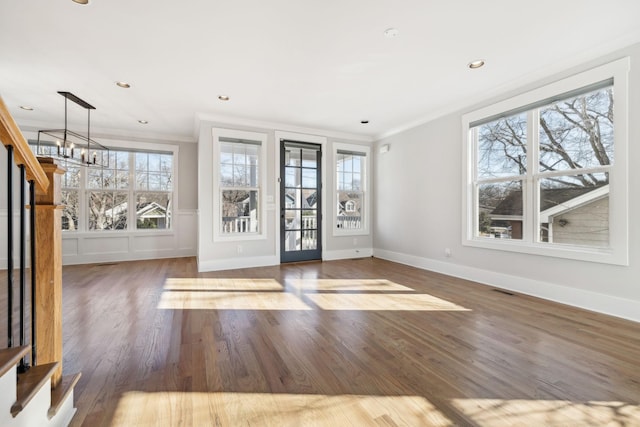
[212,128,267,242]
[462,58,629,266]
[30,139,178,234]
[333,142,371,237]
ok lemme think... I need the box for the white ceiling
[2,0,640,143]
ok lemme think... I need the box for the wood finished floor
[8,257,640,426]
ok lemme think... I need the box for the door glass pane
[301,149,317,167]
[302,230,317,250]
[285,230,301,251]
[302,169,316,188]
[301,211,317,230]
[285,167,300,187]
[286,149,301,166]
[285,210,300,230]
[285,188,299,209]
[302,189,317,209]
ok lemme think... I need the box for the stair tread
[0,346,30,378]
[48,372,82,419]
[11,361,59,417]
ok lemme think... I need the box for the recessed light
[20,106,34,111]
[468,59,485,69]
[138,120,149,124]
[218,95,230,101]
[72,0,89,4]
[116,81,131,88]
[384,28,399,38]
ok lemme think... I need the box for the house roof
[2,2,639,142]
[491,185,608,216]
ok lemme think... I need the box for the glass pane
[221,190,259,233]
[301,149,317,167]
[135,153,148,172]
[285,167,299,188]
[136,172,148,190]
[61,190,79,231]
[477,181,523,240]
[539,173,609,247]
[148,153,160,171]
[301,211,317,230]
[286,149,301,166]
[285,188,299,209]
[89,191,128,230]
[285,230,301,252]
[136,192,171,229]
[220,165,234,186]
[160,174,172,191]
[477,112,527,179]
[220,143,234,164]
[285,210,300,230]
[302,169,316,188]
[352,173,361,191]
[302,229,317,250]
[539,87,614,172]
[337,191,362,230]
[302,189,317,209]
[237,165,250,186]
[63,166,80,189]
[116,171,129,189]
[337,172,346,191]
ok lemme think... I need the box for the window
[463,58,629,265]
[29,141,175,232]
[87,151,130,230]
[212,128,267,240]
[334,143,370,235]
[135,152,173,229]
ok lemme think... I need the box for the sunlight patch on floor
[451,398,640,426]
[111,392,453,427]
[286,278,414,292]
[307,293,470,311]
[164,277,283,291]
[157,291,311,310]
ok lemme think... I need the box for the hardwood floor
[10,257,640,425]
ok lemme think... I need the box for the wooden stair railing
[1,95,71,393]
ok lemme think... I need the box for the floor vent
[492,288,515,296]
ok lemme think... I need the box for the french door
[280,140,322,262]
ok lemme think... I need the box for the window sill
[463,237,628,266]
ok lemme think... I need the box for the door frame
[274,131,327,263]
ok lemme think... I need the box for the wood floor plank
[16,256,636,426]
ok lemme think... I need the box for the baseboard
[373,248,640,323]
[62,249,195,266]
[323,248,373,261]
[197,255,279,272]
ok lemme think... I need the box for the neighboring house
[105,201,171,229]
[489,185,609,245]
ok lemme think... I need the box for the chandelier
[37,91,109,167]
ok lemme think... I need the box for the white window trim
[333,142,371,237]
[212,128,267,242]
[461,57,629,266]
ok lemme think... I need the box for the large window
[463,59,629,265]
[30,142,175,232]
[212,128,267,240]
[334,143,370,235]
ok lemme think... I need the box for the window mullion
[525,108,539,243]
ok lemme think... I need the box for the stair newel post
[34,157,65,388]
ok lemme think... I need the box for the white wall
[373,43,640,322]
[197,119,373,271]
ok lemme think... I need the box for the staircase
[2,95,81,426]
[0,347,80,427]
